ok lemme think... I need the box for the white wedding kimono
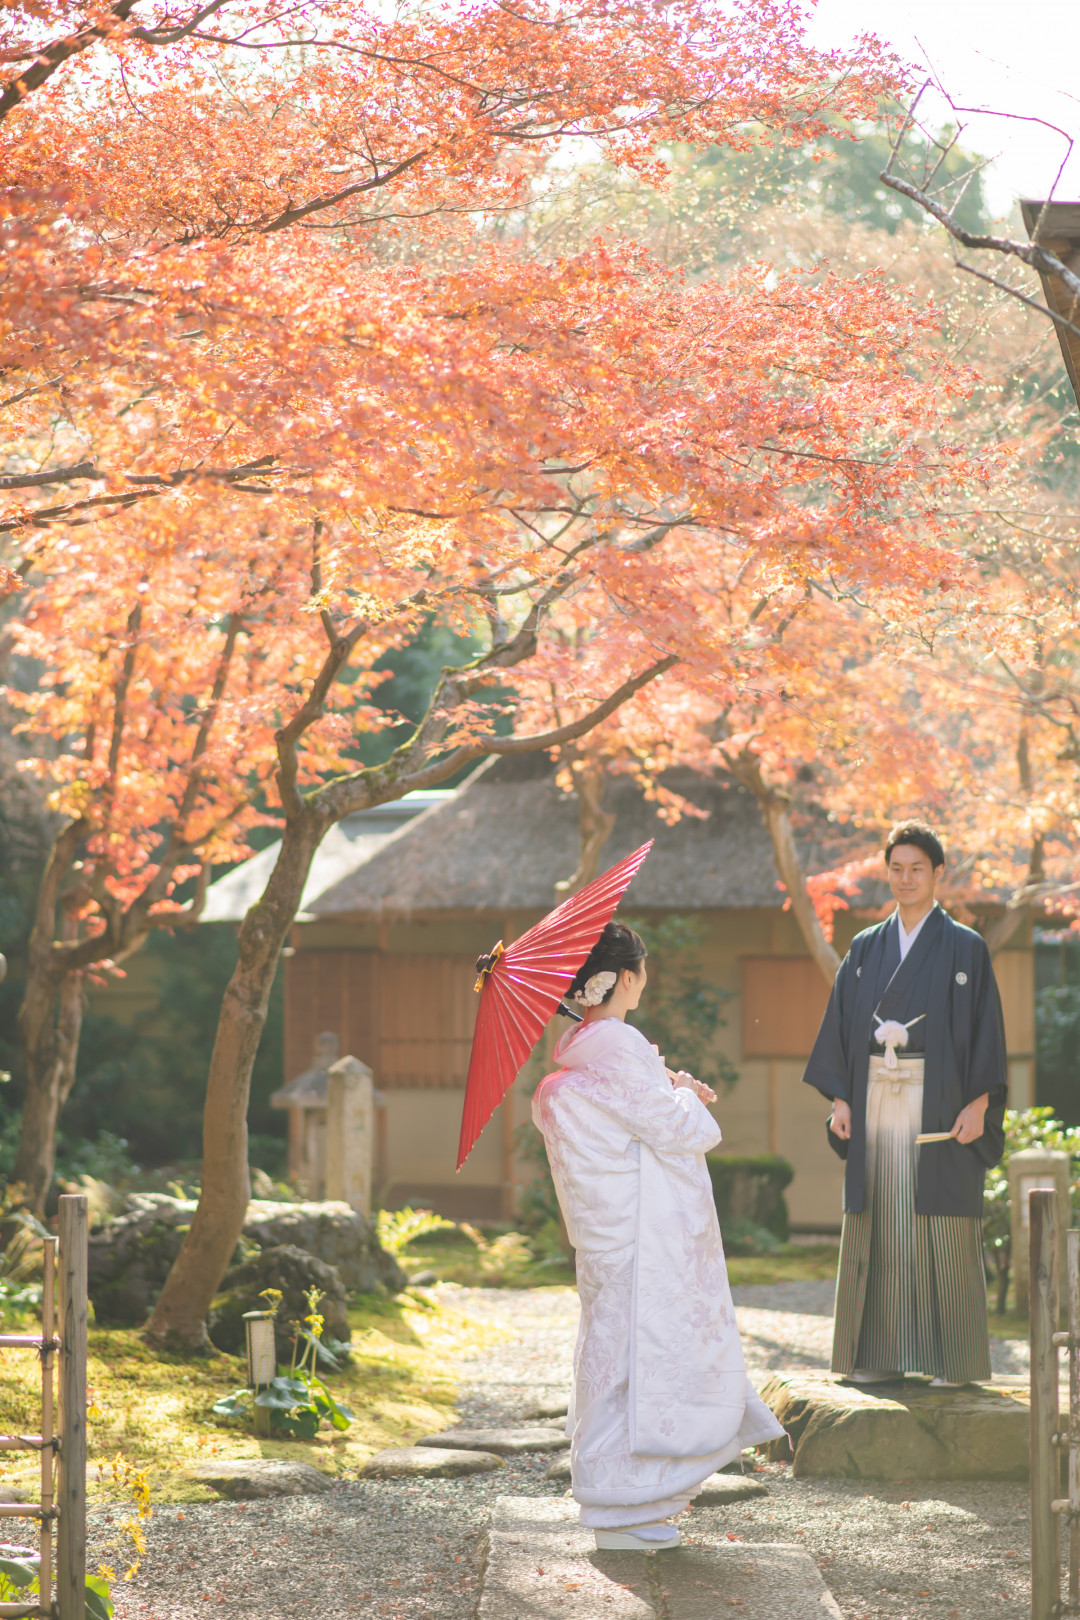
[532,1017,783,1530]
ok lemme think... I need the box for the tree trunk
[144,808,325,1348]
[726,752,840,985]
[13,911,85,1216]
[554,757,615,897]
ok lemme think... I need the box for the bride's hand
[668,1067,716,1105]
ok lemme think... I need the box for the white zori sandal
[594,1524,682,1551]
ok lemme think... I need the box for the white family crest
[955,971,968,985]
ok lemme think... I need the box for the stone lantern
[271,1030,339,1195]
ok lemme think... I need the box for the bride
[532,920,783,1551]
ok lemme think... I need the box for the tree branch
[316,652,678,819]
[724,746,840,983]
[0,1,139,124]
[0,461,101,491]
[0,457,280,534]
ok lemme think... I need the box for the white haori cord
[873,1014,926,1072]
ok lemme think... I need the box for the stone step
[478,1497,841,1619]
[544,1456,768,1505]
[762,1371,1033,1480]
[417,1425,570,1455]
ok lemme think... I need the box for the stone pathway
[93,1283,1033,1620]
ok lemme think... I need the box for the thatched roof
[308,754,789,915]
[200,791,453,924]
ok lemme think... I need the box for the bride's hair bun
[560,921,647,1015]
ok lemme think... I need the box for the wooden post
[1068,1228,1080,1612]
[1030,1188,1059,1620]
[39,1236,57,1613]
[56,1194,87,1620]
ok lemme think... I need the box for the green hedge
[706,1152,794,1246]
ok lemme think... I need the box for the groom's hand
[950,1093,989,1144]
[830,1098,852,1140]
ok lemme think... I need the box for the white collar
[896,905,934,960]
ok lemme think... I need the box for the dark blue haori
[802,905,1008,1217]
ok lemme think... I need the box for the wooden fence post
[39,1235,57,1613]
[56,1194,87,1620]
[1030,1187,1059,1620]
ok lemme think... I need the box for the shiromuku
[531,921,783,1553]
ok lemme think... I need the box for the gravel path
[94,1284,1033,1620]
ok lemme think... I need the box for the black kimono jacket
[801,906,1008,1217]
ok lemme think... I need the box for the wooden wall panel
[742,956,830,1058]
[284,952,479,1088]
[994,948,1035,1056]
[378,956,478,1088]
[283,951,350,1079]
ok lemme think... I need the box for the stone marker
[359,1446,504,1479]
[1009,1147,1071,1313]
[762,1370,1030,1480]
[325,1055,375,1216]
[478,1497,841,1620]
[417,1426,570,1455]
[186,1459,333,1499]
[691,1472,768,1505]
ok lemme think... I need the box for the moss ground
[397,1234,841,1290]
[0,1290,503,1506]
[726,1243,839,1286]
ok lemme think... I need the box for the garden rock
[186,1459,333,1499]
[207,1245,350,1360]
[417,1426,570,1455]
[87,1193,198,1325]
[243,1200,405,1295]
[359,1447,504,1479]
[761,1370,1031,1480]
[545,1455,571,1482]
[87,1193,404,1326]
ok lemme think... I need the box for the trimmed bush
[706,1153,794,1246]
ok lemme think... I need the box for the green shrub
[984,1107,1080,1315]
[706,1153,793,1244]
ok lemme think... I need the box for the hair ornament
[572,970,617,1008]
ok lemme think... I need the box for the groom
[803,822,1008,1386]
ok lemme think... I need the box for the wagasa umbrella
[457,840,652,1169]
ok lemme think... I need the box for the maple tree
[3,500,385,1212]
[1,0,1019,1343]
[523,131,1080,977]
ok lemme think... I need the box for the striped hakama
[831,1056,991,1384]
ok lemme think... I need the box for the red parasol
[457,841,652,1169]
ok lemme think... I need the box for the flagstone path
[94,1282,1032,1620]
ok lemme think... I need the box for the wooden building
[202,754,1038,1227]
